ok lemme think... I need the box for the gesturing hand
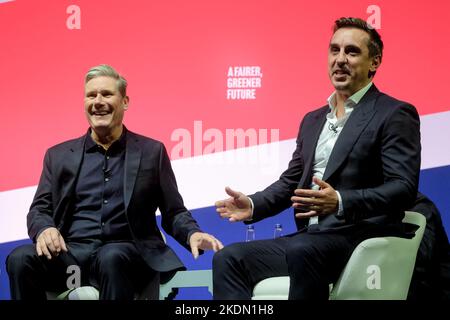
[291,177,338,218]
[215,187,252,222]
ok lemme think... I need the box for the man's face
[84,76,128,135]
[328,27,380,95]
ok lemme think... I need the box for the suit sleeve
[157,143,202,250]
[249,119,305,222]
[339,103,421,222]
[27,150,56,242]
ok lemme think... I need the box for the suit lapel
[298,107,328,188]
[65,136,86,191]
[64,135,86,178]
[57,135,85,228]
[322,86,380,181]
[124,132,142,210]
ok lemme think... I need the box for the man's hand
[291,177,338,218]
[215,187,252,222]
[36,227,68,260]
[189,232,224,259]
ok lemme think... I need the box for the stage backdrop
[1,0,449,299]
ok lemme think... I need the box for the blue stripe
[418,164,450,235]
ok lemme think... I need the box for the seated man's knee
[6,245,37,275]
[92,246,129,273]
[213,243,246,268]
[285,240,315,265]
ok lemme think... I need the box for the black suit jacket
[250,85,421,232]
[27,129,202,273]
[408,192,450,300]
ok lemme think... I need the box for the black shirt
[66,128,132,241]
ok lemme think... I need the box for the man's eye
[345,48,360,56]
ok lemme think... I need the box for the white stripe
[1,110,449,243]
[420,110,450,170]
[172,139,293,210]
[0,186,36,243]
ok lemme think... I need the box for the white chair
[48,231,213,300]
[49,272,159,300]
[252,211,426,300]
[57,269,213,300]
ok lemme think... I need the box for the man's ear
[123,96,130,110]
[370,55,381,73]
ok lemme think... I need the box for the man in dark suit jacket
[214,17,421,299]
[408,192,450,300]
[6,64,223,300]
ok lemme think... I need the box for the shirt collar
[327,82,373,111]
[85,126,127,153]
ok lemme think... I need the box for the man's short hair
[85,64,128,97]
[333,17,384,61]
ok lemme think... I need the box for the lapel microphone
[328,122,338,134]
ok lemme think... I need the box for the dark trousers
[6,240,156,300]
[212,222,408,300]
[213,231,355,300]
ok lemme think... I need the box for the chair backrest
[329,211,426,300]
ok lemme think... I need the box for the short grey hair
[85,64,128,97]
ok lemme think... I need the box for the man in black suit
[214,17,421,299]
[408,192,450,300]
[6,64,223,300]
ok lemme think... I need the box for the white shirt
[308,82,373,225]
[248,82,373,224]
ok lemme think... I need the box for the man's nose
[336,50,347,64]
[93,93,103,106]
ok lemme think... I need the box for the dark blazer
[27,129,202,273]
[408,192,450,300]
[250,85,421,232]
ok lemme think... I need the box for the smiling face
[84,76,129,138]
[328,27,380,96]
